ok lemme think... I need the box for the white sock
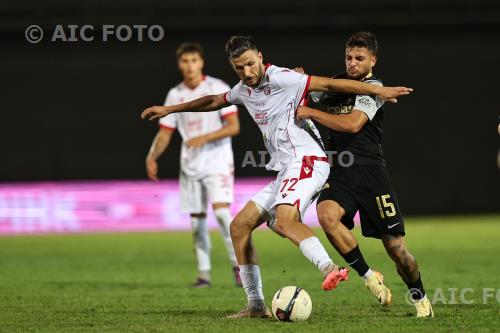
[191,215,211,272]
[299,236,334,273]
[362,268,375,281]
[239,265,264,301]
[214,208,237,265]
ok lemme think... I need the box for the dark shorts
[317,166,405,239]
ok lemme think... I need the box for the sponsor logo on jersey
[264,85,271,95]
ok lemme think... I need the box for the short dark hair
[346,31,378,56]
[225,36,258,59]
[176,42,204,60]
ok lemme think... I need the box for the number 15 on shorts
[375,194,396,219]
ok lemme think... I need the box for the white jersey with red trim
[224,65,324,171]
[159,75,238,178]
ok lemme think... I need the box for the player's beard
[245,65,264,87]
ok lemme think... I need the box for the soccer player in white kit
[142,36,413,318]
[145,43,242,288]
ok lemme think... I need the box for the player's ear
[371,55,377,67]
[258,51,263,64]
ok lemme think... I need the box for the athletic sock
[191,215,211,272]
[199,270,210,281]
[214,207,238,265]
[239,265,264,301]
[406,273,426,301]
[341,245,370,277]
[299,236,334,274]
[363,269,375,280]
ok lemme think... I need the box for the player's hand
[293,67,306,74]
[145,157,159,181]
[185,135,208,148]
[378,86,413,103]
[141,106,171,121]
[296,106,312,120]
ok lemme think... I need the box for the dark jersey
[311,73,386,166]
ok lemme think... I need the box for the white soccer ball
[271,286,312,322]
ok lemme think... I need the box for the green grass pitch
[0,215,499,332]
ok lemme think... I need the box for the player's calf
[382,234,432,316]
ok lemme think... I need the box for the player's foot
[225,305,272,319]
[233,266,243,287]
[321,265,349,291]
[365,271,392,305]
[192,278,211,288]
[414,296,434,318]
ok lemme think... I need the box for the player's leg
[190,212,211,287]
[381,234,433,317]
[203,169,241,286]
[180,171,211,287]
[227,200,270,318]
[359,166,432,316]
[271,203,348,291]
[316,181,392,305]
[270,158,348,290]
[212,202,241,286]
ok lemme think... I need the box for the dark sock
[406,273,426,300]
[341,245,370,276]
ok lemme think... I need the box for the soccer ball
[271,286,312,322]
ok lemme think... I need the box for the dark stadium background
[1,0,499,215]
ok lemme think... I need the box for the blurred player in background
[297,31,433,317]
[142,36,412,318]
[145,42,242,288]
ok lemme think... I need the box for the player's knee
[230,215,250,241]
[317,206,343,231]
[272,219,290,237]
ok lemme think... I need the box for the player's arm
[141,93,229,121]
[185,114,240,148]
[308,76,412,103]
[145,127,174,181]
[297,106,368,134]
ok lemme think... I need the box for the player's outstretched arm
[297,106,368,134]
[141,93,229,121]
[308,76,413,103]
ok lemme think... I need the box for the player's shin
[238,265,266,310]
[214,207,238,265]
[298,236,335,275]
[191,215,211,283]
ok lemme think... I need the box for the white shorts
[180,166,234,214]
[251,155,330,228]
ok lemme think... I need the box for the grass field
[0,215,499,333]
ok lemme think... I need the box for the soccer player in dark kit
[297,31,434,318]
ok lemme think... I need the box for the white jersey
[159,75,238,178]
[224,65,325,171]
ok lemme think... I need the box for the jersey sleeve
[213,80,239,118]
[354,80,385,121]
[223,83,243,105]
[158,90,177,131]
[271,68,311,105]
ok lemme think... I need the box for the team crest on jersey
[264,85,271,95]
